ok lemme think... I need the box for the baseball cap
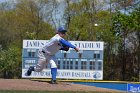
[57,27,67,33]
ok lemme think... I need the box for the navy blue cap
[57,27,67,33]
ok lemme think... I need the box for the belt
[42,50,45,53]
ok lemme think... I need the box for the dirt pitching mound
[0,79,124,92]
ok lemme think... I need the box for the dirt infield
[0,79,124,92]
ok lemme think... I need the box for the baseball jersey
[42,34,62,55]
[42,34,76,55]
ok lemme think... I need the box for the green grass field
[0,90,122,93]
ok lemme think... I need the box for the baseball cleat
[25,66,34,76]
[50,80,58,84]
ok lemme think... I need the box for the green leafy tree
[0,0,55,78]
[111,4,140,81]
[0,46,21,78]
[129,5,140,81]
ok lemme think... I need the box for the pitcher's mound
[0,79,124,92]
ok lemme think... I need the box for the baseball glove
[63,46,69,51]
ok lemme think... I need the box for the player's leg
[49,56,57,84]
[34,59,47,72]
[25,50,47,76]
[25,59,46,76]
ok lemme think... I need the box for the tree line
[0,0,139,81]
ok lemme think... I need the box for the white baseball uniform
[34,34,63,72]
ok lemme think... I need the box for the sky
[0,0,6,3]
[0,0,64,3]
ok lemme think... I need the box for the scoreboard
[22,40,104,80]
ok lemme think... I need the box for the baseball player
[25,26,79,84]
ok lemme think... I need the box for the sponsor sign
[22,69,102,79]
[23,40,104,50]
[127,83,140,92]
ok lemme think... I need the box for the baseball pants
[34,50,57,72]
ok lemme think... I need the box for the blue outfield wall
[31,79,140,92]
[73,82,140,92]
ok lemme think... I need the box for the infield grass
[0,90,124,93]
